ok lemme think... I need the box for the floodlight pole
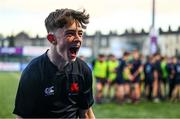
[152,0,155,28]
[149,0,158,55]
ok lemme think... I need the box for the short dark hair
[123,51,130,57]
[45,8,89,33]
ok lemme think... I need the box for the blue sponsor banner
[0,47,22,55]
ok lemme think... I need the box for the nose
[73,32,83,42]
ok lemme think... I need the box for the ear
[47,33,57,44]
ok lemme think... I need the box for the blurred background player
[131,49,143,103]
[160,56,168,100]
[167,56,176,99]
[152,53,161,102]
[123,59,134,103]
[93,54,108,104]
[171,57,180,102]
[106,54,119,100]
[115,52,130,104]
[144,55,155,100]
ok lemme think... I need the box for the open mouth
[69,46,80,60]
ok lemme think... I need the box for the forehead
[55,20,83,34]
[65,20,83,31]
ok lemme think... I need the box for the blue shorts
[145,79,153,86]
[174,78,180,84]
[116,78,124,84]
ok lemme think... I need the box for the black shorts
[116,78,124,84]
[108,80,116,86]
[145,79,153,86]
[132,78,140,84]
[160,78,167,84]
[96,77,107,85]
[124,80,131,84]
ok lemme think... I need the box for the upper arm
[78,65,94,109]
[13,67,40,117]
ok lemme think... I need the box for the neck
[47,46,69,71]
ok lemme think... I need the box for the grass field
[0,72,180,118]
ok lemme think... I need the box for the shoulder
[27,53,46,69]
[75,58,92,73]
[21,53,46,80]
[73,58,93,81]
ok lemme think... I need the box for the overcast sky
[0,0,180,37]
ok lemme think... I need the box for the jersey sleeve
[78,66,94,109]
[13,66,40,117]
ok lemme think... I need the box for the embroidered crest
[70,82,79,93]
[44,86,54,96]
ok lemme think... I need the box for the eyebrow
[65,29,83,33]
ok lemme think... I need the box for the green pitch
[0,72,19,118]
[0,72,180,118]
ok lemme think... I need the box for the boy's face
[54,21,83,62]
[133,51,139,59]
[172,57,177,64]
[128,63,133,68]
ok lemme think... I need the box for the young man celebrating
[13,8,95,118]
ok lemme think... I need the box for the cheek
[79,38,83,44]
[59,38,68,46]
[57,40,68,51]
[66,37,74,43]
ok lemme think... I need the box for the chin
[70,58,76,62]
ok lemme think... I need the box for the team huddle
[92,50,180,104]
